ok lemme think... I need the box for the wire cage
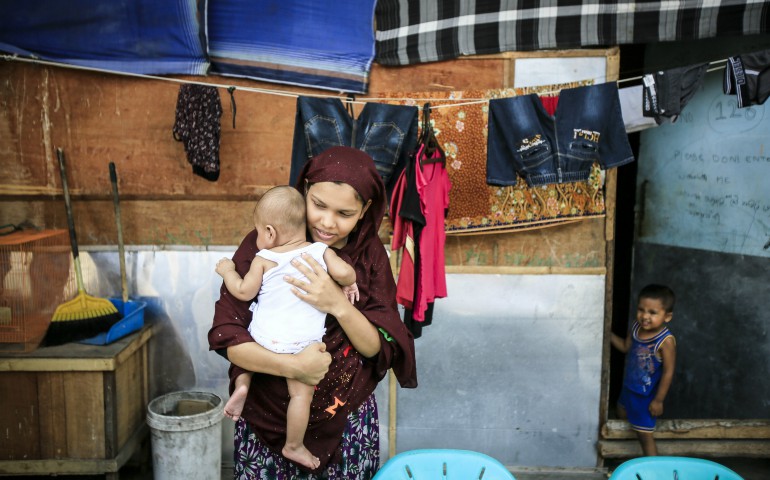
[0,229,76,352]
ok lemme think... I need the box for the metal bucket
[146,391,224,480]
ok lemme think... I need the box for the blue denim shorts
[619,386,656,432]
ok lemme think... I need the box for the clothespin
[345,94,356,117]
[347,95,357,147]
[420,103,431,142]
[227,86,237,129]
[419,102,445,168]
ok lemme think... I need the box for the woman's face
[305,182,370,248]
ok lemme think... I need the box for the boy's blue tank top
[622,322,674,396]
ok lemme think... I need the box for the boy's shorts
[619,387,656,432]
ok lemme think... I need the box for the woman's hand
[285,253,349,318]
[286,253,381,358]
[292,343,332,385]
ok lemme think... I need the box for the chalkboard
[638,71,770,258]
[632,70,770,419]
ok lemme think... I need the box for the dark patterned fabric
[232,394,380,480]
[173,84,222,181]
[374,0,770,65]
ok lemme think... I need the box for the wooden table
[0,326,153,478]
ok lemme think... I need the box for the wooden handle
[110,162,128,303]
[57,148,85,292]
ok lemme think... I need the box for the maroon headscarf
[295,146,385,268]
[209,146,417,472]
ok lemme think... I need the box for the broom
[45,148,122,346]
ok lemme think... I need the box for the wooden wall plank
[103,372,118,459]
[62,371,105,459]
[0,63,299,197]
[0,199,256,247]
[370,57,508,92]
[0,373,40,460]
[38,372,68,458]
[599,439,770,458]
[115,347,144,450]
[0,64,54,193]
[0,458,119,475]
[1,198,607,262]
[603,419,770,440]
[445,218,606,268]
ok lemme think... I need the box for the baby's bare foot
[283,444,320,470]
[224,384,248,421]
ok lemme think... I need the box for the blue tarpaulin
[0,0,209,75]
[0,0,377,92]
[206,0,377,93]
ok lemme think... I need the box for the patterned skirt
[233,394,380,480]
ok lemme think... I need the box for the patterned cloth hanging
[381,82,607,235]
[172,84,223,181]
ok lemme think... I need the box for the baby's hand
[342,283,359,304]
[215,258,235,276]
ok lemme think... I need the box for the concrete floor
[3,457,767,479]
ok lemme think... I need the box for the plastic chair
[609,456,744,480]
[372,449,516,479]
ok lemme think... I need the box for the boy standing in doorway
[611,284,677,456]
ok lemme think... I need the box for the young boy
[610,284,677,456]
[215,185,358,470]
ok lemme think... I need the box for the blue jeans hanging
[289,96,419,196]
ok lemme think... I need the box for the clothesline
[614,58,726,84]
[2,53,730,111]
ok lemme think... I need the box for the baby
[215,185,357,469]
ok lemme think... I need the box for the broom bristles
[45,312,123,346]
[51,307,119,322]
[46,292,123,346]
[52,292,119,321]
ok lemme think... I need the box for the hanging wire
[2,53,732,111]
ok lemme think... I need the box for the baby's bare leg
[282,378,320,469]
[224,372,252,422]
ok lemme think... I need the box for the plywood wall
[0,49,617,270]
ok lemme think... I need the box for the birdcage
[0,229,76,352]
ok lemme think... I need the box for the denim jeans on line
[487,82,635,187]
[289,96,419,196]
